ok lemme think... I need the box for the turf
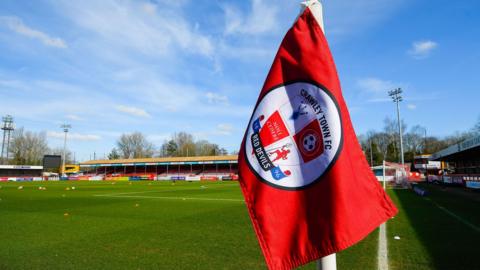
[0,181,264,270]
[0,181,479,269]
[387,184,480,270]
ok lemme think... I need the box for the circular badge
[245,81,343,189]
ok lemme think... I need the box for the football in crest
[303,133,317,152]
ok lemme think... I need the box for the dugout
[430,135,480,189]
[0,165,43,178]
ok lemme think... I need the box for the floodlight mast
[388,88,404,165]
[1,115,14,165]
[61,124,72,176]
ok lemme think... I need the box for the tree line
[3,130,230,165]
[357,117,480,166]
[4,116,479,166]
[108,131,230,160]
[3,128,74,166]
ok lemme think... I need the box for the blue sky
[0,0,479,161]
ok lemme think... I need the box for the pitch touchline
[424,198,480,233]
[94,183,239,197]
[94,194,244,202]
[378,222,389,270]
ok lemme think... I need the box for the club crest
[245,81,343,189]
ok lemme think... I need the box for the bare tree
[364,130,376,166]
[195,140,222,156]
[357,134,367,150]
[117,132,155,159]
[383,117,407,161]
[371,132,390,161]
[404,125,426,155]
[173,132,196,156]
[9,128,49,165]
[159,132,227,157]
[359,116,479,163]
[108,148,120,160]
[473,115,480,134]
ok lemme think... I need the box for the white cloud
[65,114,84,121]
[357,77,395,93]
[356,77,406,103]
[147,134,170,143]
[206,92,229,105]
[0,79,29,92]
[95,69,248,118]
[218,41,275,62]
[192,123,235,140]
[0,16,67,48]
[323,0,407,37]
[407,104,417,110]
[142,3,157,15]
[224,0,279,35]
[355,78,438,104]
[115,105,151,118]
[114,73,201,113]
[408,40,437,59]
[216,123,234,136]
[47,131,101,141]
[58,0,213,57]
[0,78,123,125]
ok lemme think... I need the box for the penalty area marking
[93,194,244,202]
[378,222,389,270]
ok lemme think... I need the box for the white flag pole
[383,160,386,190]
[316,253,337,270]
[300,1,337,269]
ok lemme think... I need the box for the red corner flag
[238,3,398,270]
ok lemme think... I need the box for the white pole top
[316,253,337,270]
[300,0,325,34]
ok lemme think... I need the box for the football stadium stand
[79,155,239,181]
[430,134,480,189]
[0,165,44,181]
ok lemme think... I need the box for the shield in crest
[293,119,324,163]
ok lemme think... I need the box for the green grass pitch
[0,181,478,269]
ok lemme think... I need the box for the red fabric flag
[238,5,398,270]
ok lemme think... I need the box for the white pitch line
[424,198,480,233]
[94,190,161,196]
[94,194,244,202]
[94,183,238,197]
[378,222,389,270]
